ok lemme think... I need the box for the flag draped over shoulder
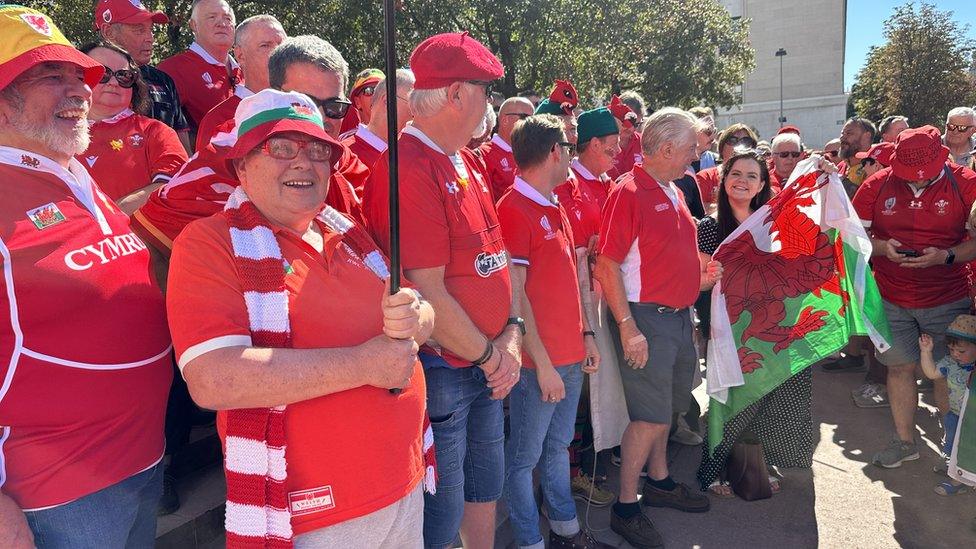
[705,158,891,454]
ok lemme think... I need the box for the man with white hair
[363,32,521,549]
[158,0,242,130]
[769,131,803,191]
[481,96,535,199]
[343,69,416,174]
[594,108,722,548]
[944,107,976,167]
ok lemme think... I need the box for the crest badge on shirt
[540,216,556,240]
[935,198,949,216]
[20,154,40,168]
[287,486,336,516]
[27,202,66,230]
[202,72,217,90]
[110,139,124,151]
[882,196,896,216]
[500,158,511,171]
[655,203,670,212]
[908,200,924,210]
[129,133,144,148]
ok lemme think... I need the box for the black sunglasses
[99,66,138,88]
[726,135,757,148]
[860,158,876,167]
[773,151,802,159]
[505,113,531,119]
[466,80,495,97]
[307,95,353,119]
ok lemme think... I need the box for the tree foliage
[850,2,976,127]
[23,0,754,109]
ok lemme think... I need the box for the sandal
[768,475,782,494]
[934,481,967,496]
[707,480,734,498]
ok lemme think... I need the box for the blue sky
[845,0,976,91]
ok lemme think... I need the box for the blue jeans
[25,462,163,549]
[944,411,960,456]
[421,353,505,548]
[504,363,584,548]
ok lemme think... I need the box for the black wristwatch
[945,248,956,265]
[506,316,526,336]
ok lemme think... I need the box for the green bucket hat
[577,107,619,145]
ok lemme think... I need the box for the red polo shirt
[364,126,512,366]
[167,213,425,534]
[78,110,187,200]
[555,165,602,249]
[607,132,642,181]
[342,125,387,193]
[852,164,976,308]
[498,178,585,368]
[194,89,249,151]
[157,42,243,129]
[599,165,700,307]
[0,148,171,509]
[479,135,518,200]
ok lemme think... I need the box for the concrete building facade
[715,0,848,150]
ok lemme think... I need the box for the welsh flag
[706,159,891,454]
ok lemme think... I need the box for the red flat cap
[410,31,503,90]
[777,125,801,136]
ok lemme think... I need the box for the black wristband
[583,331,596,338]
[471,339,494,367]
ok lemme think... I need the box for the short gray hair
[771,132,801,151]
[190,0,234,26]
[269,35,349,94]
[947,106,976,123]
[235,14,283,46]
[640,107,697,156]
[409,87,449,118]
[371,69,416,107]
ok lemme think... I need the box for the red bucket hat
[890,125,949,181]
[854,142,894,167]
[93,0,168,31]
[409,32,503,90]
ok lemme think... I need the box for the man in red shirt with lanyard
[595,108,722,548]
[158,0,243,131]
[480,96,534,200]
[363,32,521,549]
[0,7,171,547]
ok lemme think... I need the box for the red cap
[409,32,503,90]
[608,95,638,128]
[94,0,168,31]
[854,142,894,166]
[777,125,800,136]
[548,79,578,115]
[890,125,950,181]
[226,89,343,162]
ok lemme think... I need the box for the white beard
[8,104,91,157]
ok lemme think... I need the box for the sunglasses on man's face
[773,151,802,159]
[860,158,876,167]
[947,123,974,133]
[466,80,495,97]
[556,141,577,156]
[726,135,757,148]
[505,113,531,120]
[307,95,353,119]
[99,66,138,88]
[360,85,376,97]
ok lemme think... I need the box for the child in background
[920,314,976,496]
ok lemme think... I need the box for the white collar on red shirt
[0,146,112,234]
[89,108,134,126]
[402,125,446,155]
[513,176,558,207]
[355,124,388,153]
[189,41,235,67]
[571,158,599,181]
[903,168,946,198]
[490,133,512,153]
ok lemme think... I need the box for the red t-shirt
[696,166,721,208]
[768,169,785,195]
[498,179,585,368]
[364,126,512,366]
[479,134,518,201]
[607,132,643,181]
[555,166,602,249]
[342,125,387,195]
[167,214,425,534]
[852,164,976,308]
[77,110,187,200]
[0,148,171,509]
[157,42,243,129]
[599,166,700,307]
[194,90,247,151]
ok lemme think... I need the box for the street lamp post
[775,48,787,126]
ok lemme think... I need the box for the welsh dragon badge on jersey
[27,202,66,230]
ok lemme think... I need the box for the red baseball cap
[890,125,950,181]
[409,32,503,90]
[608,95,638,128]
[777,125,801,136]
[0,5,104,92]
[94,0,168,31]
[854,142,894,167]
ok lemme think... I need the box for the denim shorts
[876,297,971,367]
[420,353,505,548]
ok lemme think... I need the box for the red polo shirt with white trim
[0,147,171,510]
[479,134,518,200]
[607,132,643,181]
[852,164,976,308]
[598,165,700,307]
[555,163,603,248]
[343,124,387,193]
[157,42,244,129]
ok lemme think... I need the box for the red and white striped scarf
[222,187,436,549]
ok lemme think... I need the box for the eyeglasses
[504,113,531,120]
[556,141,577,156]
[260,136,333,162]
[725,135,757,148]
[99,66,138,88]
[860,158,876,167]
[307,95,352,119]
[824,149,839,158]
[466,80,495,97]
[360,85,376,97]
[773,151,802,159]
[947,123,973,132]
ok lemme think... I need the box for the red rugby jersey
[194,89,248,152]
[555,167,602,249]
[599,166,700,307]
[157,42,244,129]
[0,148,171,509]
[364,126,512,366]
[479,134,518,201]
[78,110,187,200]
[498,178,585,369]
[342,124,387,193]
[607,132,643,181]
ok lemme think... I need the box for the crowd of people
[2,0,976,548]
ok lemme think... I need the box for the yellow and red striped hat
[0,4,104,91]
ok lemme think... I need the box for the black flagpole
[384,0,400,294]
